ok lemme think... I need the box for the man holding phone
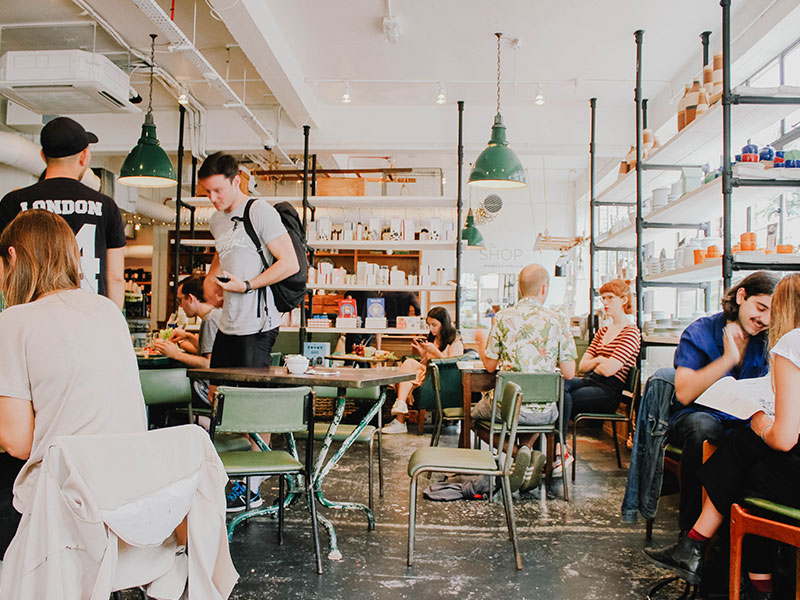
[199,152,299,368]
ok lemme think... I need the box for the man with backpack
[200,152,300,368]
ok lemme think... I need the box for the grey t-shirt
[198,307,222,355]
[209,199,286,335]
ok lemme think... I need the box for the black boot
[643,534,706,585]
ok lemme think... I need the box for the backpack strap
[242,198,269,318]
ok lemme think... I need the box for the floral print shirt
[485,297,577,372]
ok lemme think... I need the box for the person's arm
[153,339,210,369]
[105,247,125,309]
[0,397,34,459]
[594,328,641,378]
[203,253,224,308]
[754,355,800,451]
[674,324,743,405]
[217,233,299,294]
[474,328,499,373]
[579,332,604,372]
[558,360,576,380]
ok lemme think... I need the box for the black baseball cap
[40,117,99,158]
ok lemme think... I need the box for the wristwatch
[244,280,253,293]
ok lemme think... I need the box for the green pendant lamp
[119,34,176,188]
[468,33,527,190]
[461,207,485,248]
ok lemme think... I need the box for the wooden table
[187,366,414,560]
[457,361,497,448]
[324,354,398,367]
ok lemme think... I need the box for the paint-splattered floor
[213,425,683,600]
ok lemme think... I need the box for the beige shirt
[0,289,147,512]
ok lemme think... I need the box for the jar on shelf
[677,84,690,131]
[696,87,710,118]
[684,81,702,126]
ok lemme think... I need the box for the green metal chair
[296,385,383,511]
[472,372,569,503]
[414,352,478,440]
[211,385,323,574]
[571,366,640,482]
[407,380,525,569]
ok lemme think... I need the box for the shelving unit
[308,283,455,292]
[308,240,455,251]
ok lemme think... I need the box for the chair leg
[611,421,622,468]
[245,476,251,513]
[408,475,419,566]
[730,506,744,600]
[377,407,384,498]
[278,474,285,545]
[646,518,654,541]
[560,435,570,502]
[306,470,323,574]
[500,474,523,570]
[368,437,374,512]
[417,409,426,435]
[571,418,579,483]
[539,434,547,511]
[430,411,442,447]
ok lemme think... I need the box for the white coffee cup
[285,355,309,375]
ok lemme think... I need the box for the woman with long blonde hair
[0,210,146,557]
[644,273,800,597]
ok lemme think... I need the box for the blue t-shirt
[671,312,769,423]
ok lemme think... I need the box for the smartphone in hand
[216,275,231,283]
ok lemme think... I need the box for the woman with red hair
[557,279,641,474]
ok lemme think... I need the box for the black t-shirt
[0,178,126,297]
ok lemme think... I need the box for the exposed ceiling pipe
[70,0,207,159]
[0,131,45,176]
[130,0,295,166]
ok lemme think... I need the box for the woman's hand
[749,410,774,438]
[420,341,439,357]
[410,338,424,355]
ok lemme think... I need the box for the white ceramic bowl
[286,355,309,375]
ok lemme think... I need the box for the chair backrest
[495,371,564,405]
[139,368,192,406]
[214,386,312,435]
[417,353,476,410]
[622,366,640,399]
[270,352,283,366]
[495,381,524,475]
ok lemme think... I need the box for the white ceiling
[0,0,791,188]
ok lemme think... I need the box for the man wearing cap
[0,117,126,308]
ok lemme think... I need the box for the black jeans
[561,376,622,440]
[0,453,24,557]
[668,410,742,531]
[699,426,800,574]
[210,327,280,368]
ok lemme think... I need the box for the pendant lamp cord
[495,32,502,115]
[147,33,157,116]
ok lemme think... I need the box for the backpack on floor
[242,199,308,314]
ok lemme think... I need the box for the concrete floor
[215,425,684,600]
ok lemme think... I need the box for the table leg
[460,372,472,448]
[313,387,387,536]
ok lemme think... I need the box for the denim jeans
[561,376,622,440]
[621,368,675,523]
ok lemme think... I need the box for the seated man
[474,263,577,492]
[622,272,776,534]
[154,275,221,409]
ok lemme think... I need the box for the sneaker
[551,450,574,478]
[520,449,546,493]
[226,481,263,513]
[508,446,532,493]
[390,399,409,415]
[381,418,407,434]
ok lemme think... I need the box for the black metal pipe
[733,178,800,187]
[732,262,800,272]
[596,245,636,253]
[174,104,185,311]
[311,154,317,197]
[642,281,708,289]
[642,163,705,171]
[589,97,596,339]
[300,125,310,351]
[190,155,197,266]
[634,29,644,332]
[456,100,465,331]
[732,95,800,105]
[643,222,705,230]
[596,201,636,207]
[701,31,711,66]
[721,0,733,289]
[642,99,648,129]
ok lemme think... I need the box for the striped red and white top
[586,324,642,384]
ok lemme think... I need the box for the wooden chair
[571,366,640,482]
[730,499,800,599]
